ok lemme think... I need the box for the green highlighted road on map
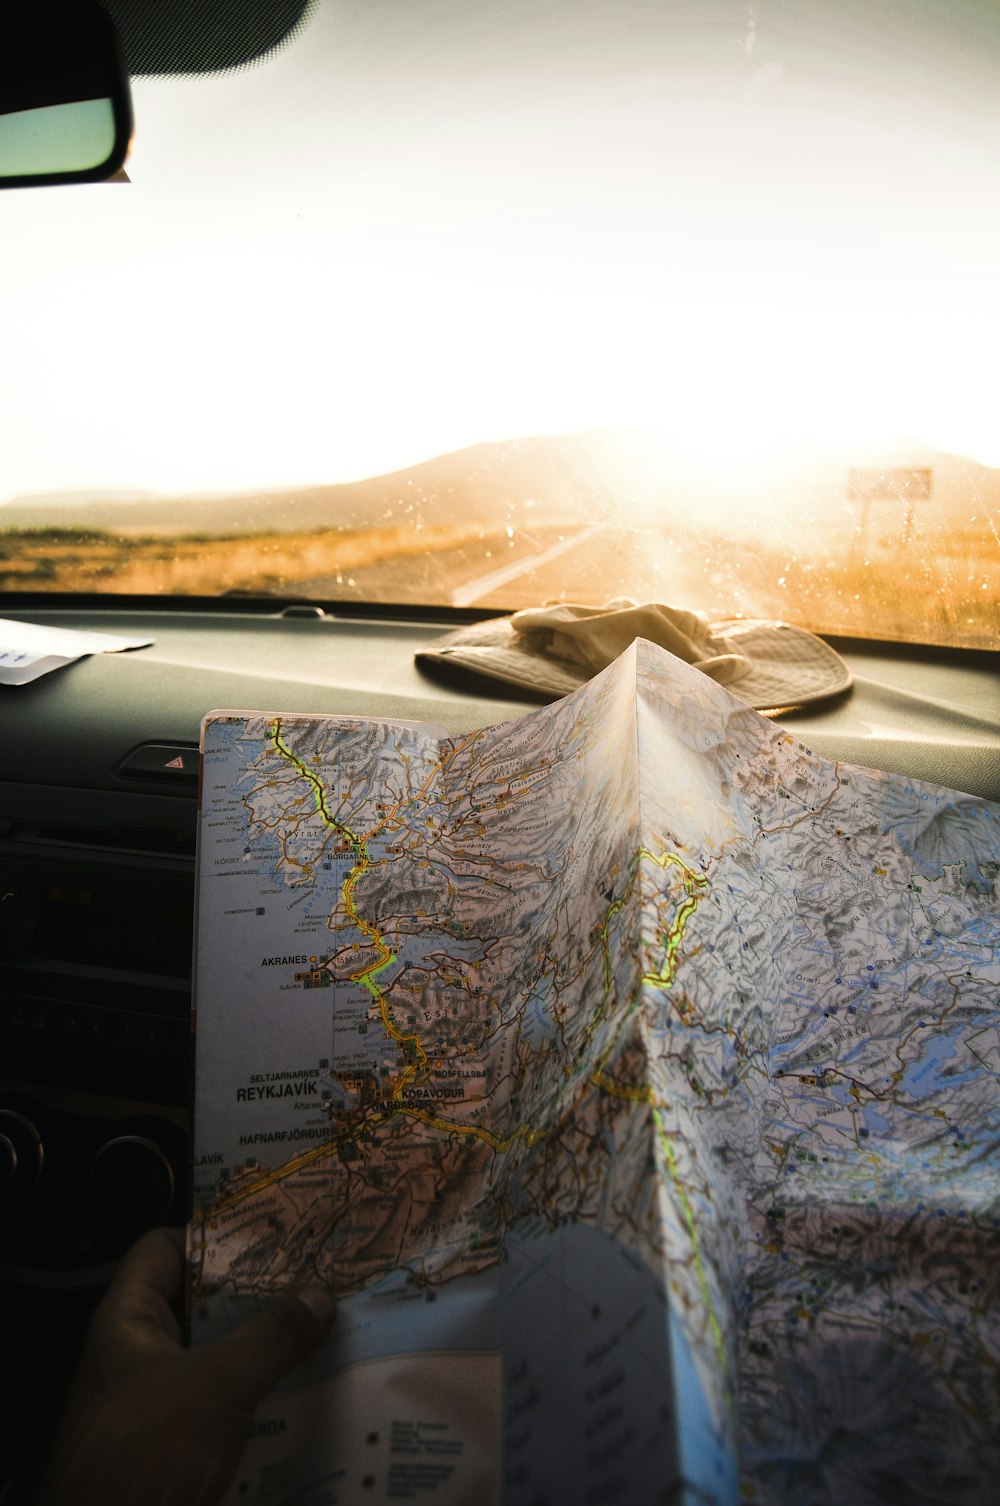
[641,849,709,992]
[268,719,540,1155]
[591,847,708,1100]
[653,1106,730,1402]
[358,948,398,998]
[267,724,712,1172]
[269,719,427,1079]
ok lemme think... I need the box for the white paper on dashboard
[0,617,153,685]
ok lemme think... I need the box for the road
[289,518,712,614]
[450,523,607,607]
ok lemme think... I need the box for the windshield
[2,0,998,649]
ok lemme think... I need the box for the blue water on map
[860,1106,894,1136]
[522,986,560,1046]
[389,929,487,968]
[899,1025,977,1099]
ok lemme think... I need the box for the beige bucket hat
[417,599,852,711]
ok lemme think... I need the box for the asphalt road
[449,523,608,607]
[292,522,710,612]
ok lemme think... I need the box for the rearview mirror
[0,1,132,187]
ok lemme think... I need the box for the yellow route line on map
[652,1106,729,1393]
[590,1074,656,1104]
[269,718,429,1067]
[208,1138,340,1215]
[591,849,707,1097]
[595,848,706,1003]
[640,850,709,990]
[267,719,541,1156]
[396,1105,544,1153]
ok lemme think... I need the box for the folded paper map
[189,638,1000,1505]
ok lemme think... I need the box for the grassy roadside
[1,520,995,649]
[0,522,491,596]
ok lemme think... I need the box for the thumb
[200,1286,336,1402]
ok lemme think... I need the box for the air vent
[0,785,197,861]
[13,818,194,860]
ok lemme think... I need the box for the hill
[1,429,997,542]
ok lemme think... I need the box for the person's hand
[38,1226,335,1506]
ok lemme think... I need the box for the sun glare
[1,0,999,503]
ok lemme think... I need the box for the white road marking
[450,523,607,607]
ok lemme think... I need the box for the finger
[99,1226,186,1339]
[200,1286,336,1402]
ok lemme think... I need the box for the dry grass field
[724,527,999,648]
[0,521,489,597]
[1,517,996,649]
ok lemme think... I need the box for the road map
[189,638,1000,1506]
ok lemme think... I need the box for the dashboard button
[0,1109,43,1202]
[62,1002,116,1041]
[90,1135,175,1230]
[0,866,30,950]
[115,1011,170,1051]
[0,994,29,1033]
[0,994,61,1036]
[118,744,199,783]
[0,1132,17,1189]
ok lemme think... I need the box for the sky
[2,0,999,505]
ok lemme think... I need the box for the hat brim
[416,616,852,712]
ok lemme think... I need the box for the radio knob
[0,1110,44,1200]
[90,1135,176,1231]
[0,1133,16,1189]
[0,866,29,952]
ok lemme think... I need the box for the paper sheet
[0,617,152,685]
